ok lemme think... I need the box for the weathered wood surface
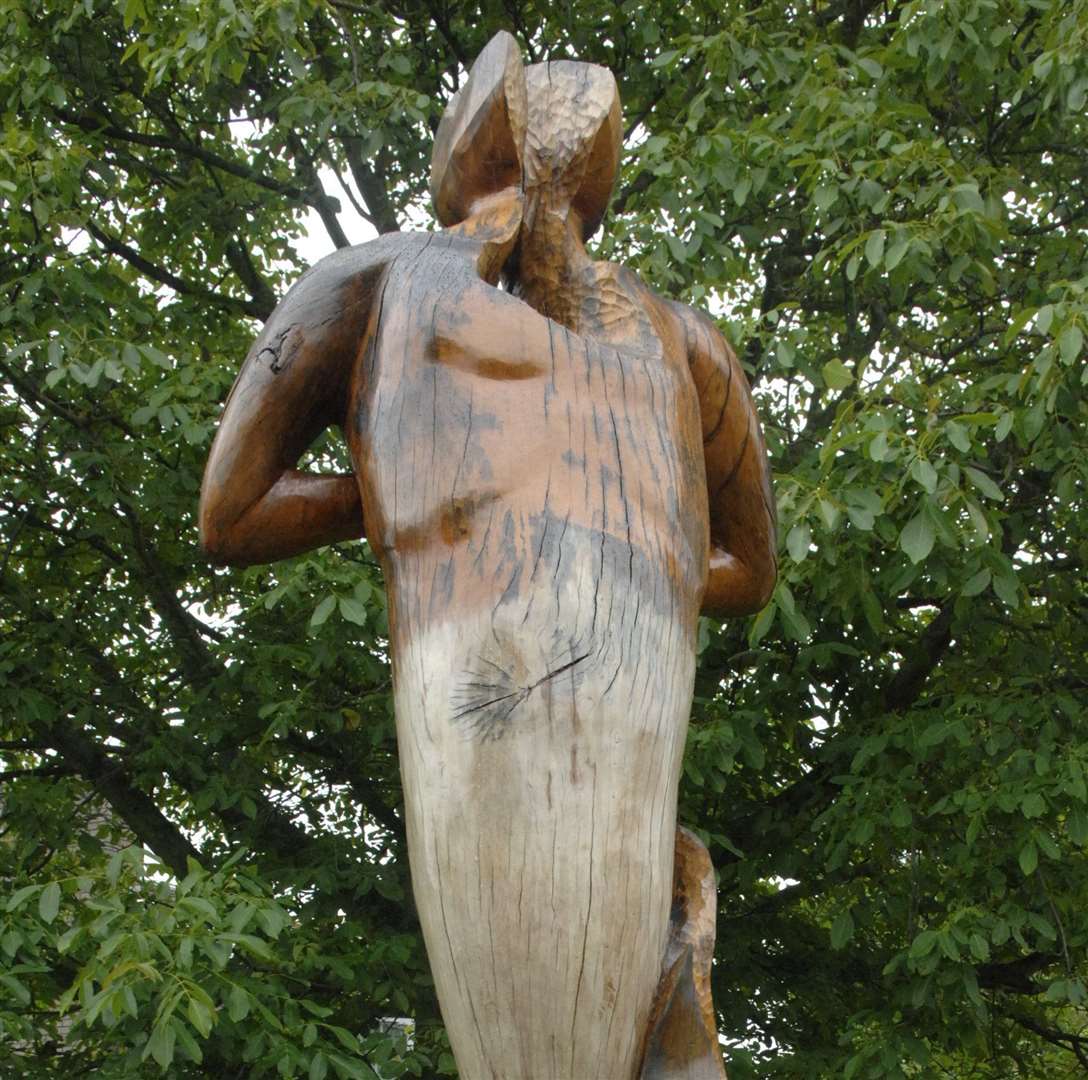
[200,30,775,1080]
[639,828,727,1080]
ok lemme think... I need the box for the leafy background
[1,0,1086,1076]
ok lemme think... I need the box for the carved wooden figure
[200,32,776,1080]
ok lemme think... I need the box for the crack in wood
[451,650,590,740]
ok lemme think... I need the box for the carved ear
[572,83,621,240]
[522,61,622,240]
[430,31,527,227]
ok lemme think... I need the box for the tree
[1,0,1086,1076]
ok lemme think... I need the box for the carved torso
[347,232,710,1078]
[352,233,708,645]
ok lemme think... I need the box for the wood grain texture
[200,31,776,1080]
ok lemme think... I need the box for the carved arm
[199,248,388,566]
[680,306,777,616]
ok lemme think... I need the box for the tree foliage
[2,0,1087,1076]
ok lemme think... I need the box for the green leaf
[0,973,30,1006]
[187,995,214,1038]
[860,589,884,632]
[830,910,855,949]
[910,457,938,493]
[938,931,959,961]
[900,514,935,564]
[817,498,840,530]
[964,466,1003,502]
[139,343,171,368]
[2,929,22,958]
[778,597,811,642]
[147,1022,176,1069]
[231,933,274,961]
[173,1020,204,1064]
[968,933,990,962]
[952,183,985,214]
[180,896,218,923]
[1044,978,1069,1003]
[822,358,853,390]
[256,903,287,938]
[1068,811,1088,846]
[963,966,983,1008]
[1019,841,1038,876]
[1059,324,1083,363]
[748,602,776,646]
[962,569,990,597]
[910,929,938,958]
[228,984,251,1022]
[945,421,971,453]
[1037,830,1060,860]
[786,522,811,563]
[338,596,368,626]
[38,882,61,924]
[327,1026,360,1052]
[890,802,912,828]
[884,234,910,271]
[310,595,337,628]
[864,229,886,268]
[993,572,1020,608]
[813,184,836,212]
[1021,792,1045,819]
[6,885,39,912]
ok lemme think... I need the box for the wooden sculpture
[200,32,776,1080]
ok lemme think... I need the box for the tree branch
[45,714,202,877]
[880,605,955,712]
[86,221,267,319]
[225,241,277,319]
[285,134,351,249]
[978,953,1055,995]
[342,138,402,233]
[55,106,312,205]
[1006,1009,1088,1069]
[611,168,654,216]
[280,731,405,841]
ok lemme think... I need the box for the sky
[295,169,380,267]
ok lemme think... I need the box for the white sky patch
[294,166,380,264]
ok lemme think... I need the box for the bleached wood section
[397,605,693,1078]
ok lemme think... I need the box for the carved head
[430,31,621,240]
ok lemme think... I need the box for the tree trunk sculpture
[200,31,776,1080]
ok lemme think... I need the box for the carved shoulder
[199,232,427,564]
[258,234,424,375]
